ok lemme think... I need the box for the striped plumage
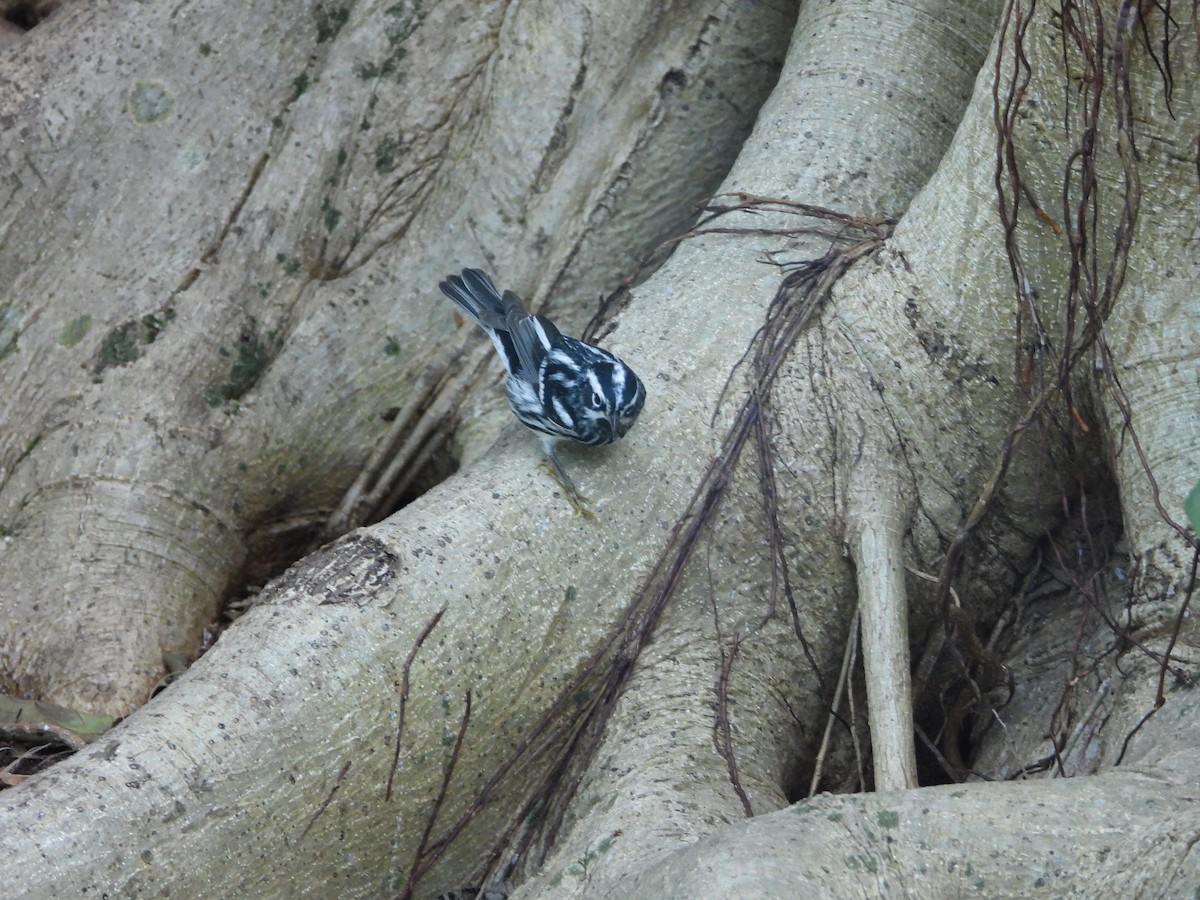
[439,268,645,513]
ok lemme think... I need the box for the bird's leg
[538,436,595,519]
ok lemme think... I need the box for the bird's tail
[439,269,526,332]
[439,268,530,375]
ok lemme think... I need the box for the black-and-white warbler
[439,268,645,515]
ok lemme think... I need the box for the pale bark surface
[0,1,1197,898]
[0,0,790,713]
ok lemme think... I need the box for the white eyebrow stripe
[610,363,625,397]
[586,368,605,401]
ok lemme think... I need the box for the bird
[438,268,645,516]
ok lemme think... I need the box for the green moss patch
[59,314,92,348]
[206,328,272,406]
[129,80,174,124]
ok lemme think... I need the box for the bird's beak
[609,411,621,439]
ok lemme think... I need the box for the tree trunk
[1,1,1197,898]
[0,0,790,713]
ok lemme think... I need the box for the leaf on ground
[0,694,115,743]
[1186,479,1200,533]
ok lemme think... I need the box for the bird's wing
[507,305,561,383]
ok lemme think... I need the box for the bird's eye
[590,390,603,409]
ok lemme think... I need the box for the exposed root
[847,461,917,790]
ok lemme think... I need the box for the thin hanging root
[362,366,474,514]
[323,352,478,541]
[809,603,859,797]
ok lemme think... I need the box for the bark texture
[0,1,1197,898]
[0,0,790,713]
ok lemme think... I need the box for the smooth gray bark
[0,1,1197,898]
[0,0,790,713]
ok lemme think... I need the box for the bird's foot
[538,458,596,520]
